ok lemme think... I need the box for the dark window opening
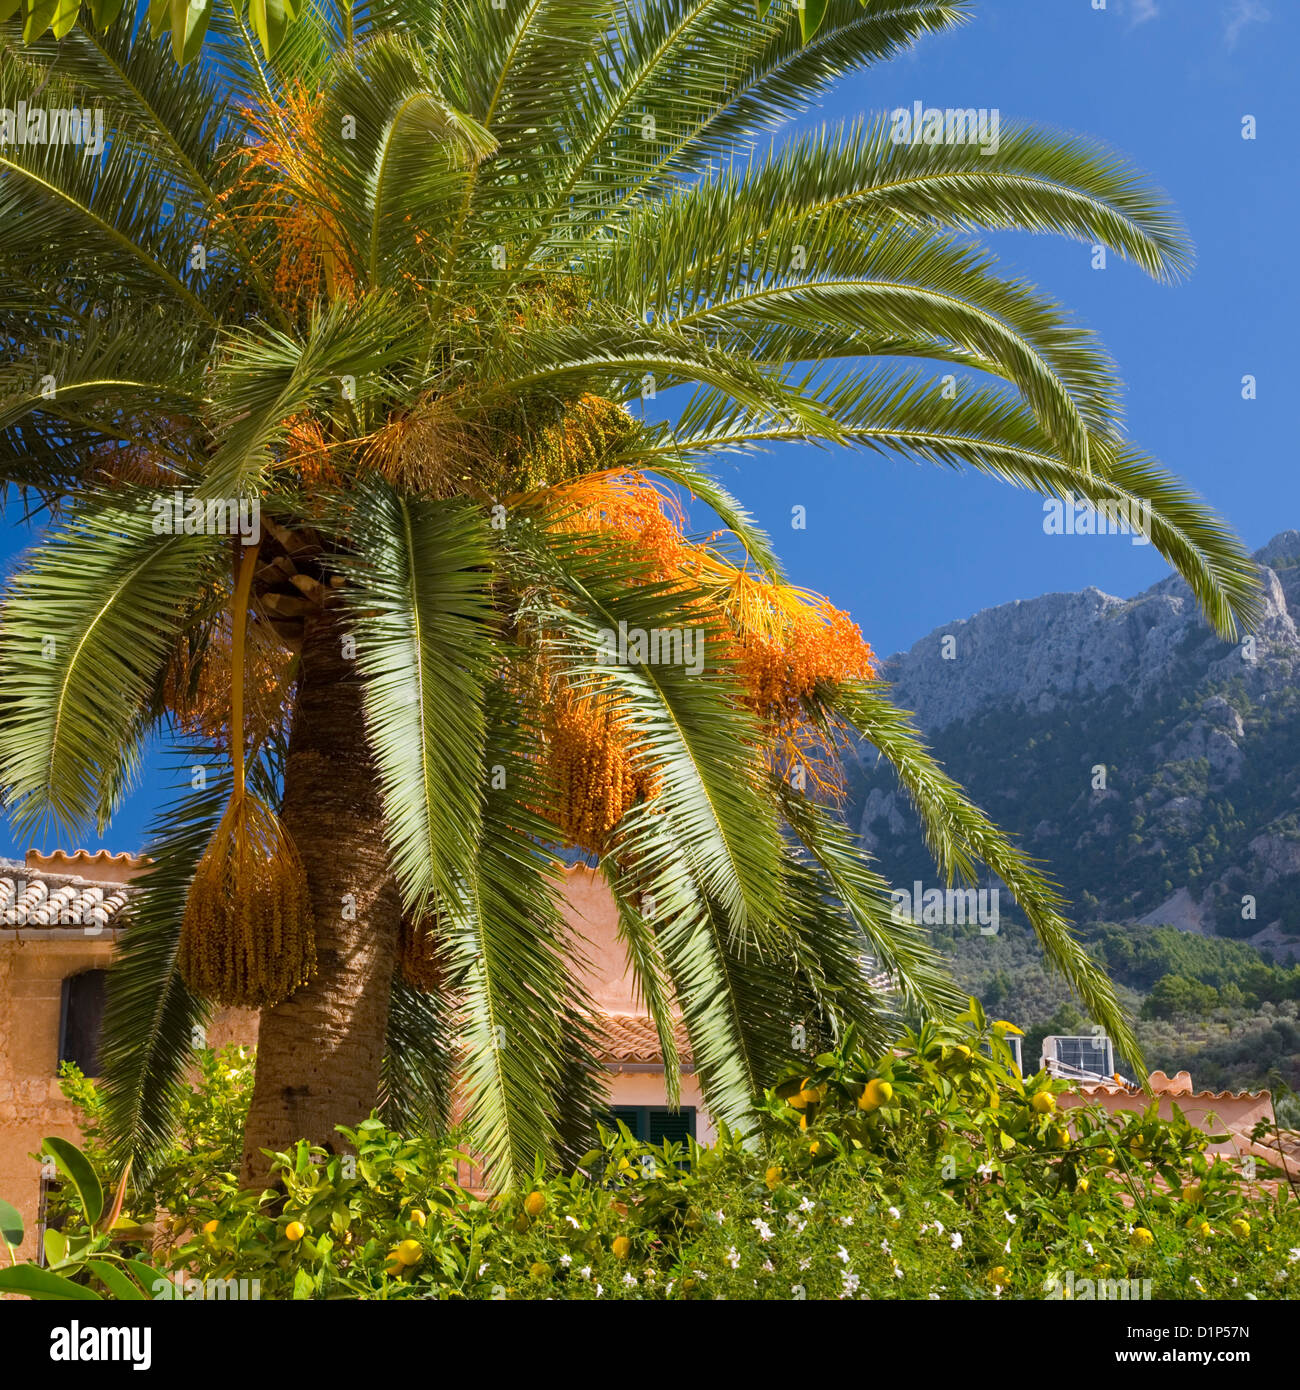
[608,1105,696,1145]
[58,969,107,1077]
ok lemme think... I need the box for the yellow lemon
[858,1078,893,1112]
[285,1221,305,1242]
[1030,1091,1056,1115]
[1050,1126,1070,1149]
[384,1250,404,1276]
[524,1191,546,1219]
[1231,1219,1250,1239]
[1076,1178,1090,1194]
[1095,1148,1115,1168]
[612,1236,632,1260]
[954,1044,972,1059]
[1197,1221,1212,1238]
[765,1166,782,1191]
[1181,1183,1203,1205]
[1129,1227,1154,1247]
[409,1209,427,1228]
[396,1239,423,1266]
[202,1219,219,1235]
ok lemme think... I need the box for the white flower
[1004,1239,1012,1254]
[761,1260,774,1273]
[880,1238,892,1254]
[644,1268,656,1281]
[840,1216,855,1227]
[559,1254,572,1267]
[578,1266,592,1280]
[1083,1241,1094,1256]
[714,1210,726,1225]
[950,1232,963,1250]
[976,1163,995,1178]
[928,1292,940,1301]
[836,1245,850,1263]
[565,1215,580,1229]
[623,1273,638,1287]
[595,1283,604,1298]
[1190,1277,1204,1292]
[841,1271,860,1297]
[893,1263,904,1279]
[478,1262,489,1277]
[1289,1249,1300,1263]
[725,1247,740,1269]
[799,1258,812,1272]
[799,1196,815,1213]
[886,1207,900,1221]
[1004,1212,1017,1225]
[752,1219,774,1241]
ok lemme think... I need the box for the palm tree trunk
[239,610,400,1186]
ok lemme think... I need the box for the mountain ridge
[846,530,1300,959]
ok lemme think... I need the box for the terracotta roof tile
[0,869,133,932]
[593,1011,693,1065]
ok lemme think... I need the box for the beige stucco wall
[0,935,118,1261]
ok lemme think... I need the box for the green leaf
[171,0,213,65]
[50,0,79,38]
[21,0,58,43]
[42,1136,105,1230]
[85,1259,150,1301]
[148,0,171,37]
[0,1264,102,1300]
[43,1227,68,1267]
[248,0,294,59]
[797,0,830,43]
[0,0,23,24]
[0,1198,23,1247]
[88,0,128,27]
[123,1258,166,1298]
[292,1267,315,1300]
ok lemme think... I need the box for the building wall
[0,935,116,1261]
[0,930,258,1263]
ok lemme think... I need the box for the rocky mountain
[846,531,1300,961]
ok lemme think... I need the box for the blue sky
[2,0,1295,857]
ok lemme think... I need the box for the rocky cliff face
[846,532,1300,957]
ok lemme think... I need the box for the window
[58,969,107,1076]
[608,1106,696,1145]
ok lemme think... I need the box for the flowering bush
[6,1012,1298,1300]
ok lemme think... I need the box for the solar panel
[1055,1036,1112,1076]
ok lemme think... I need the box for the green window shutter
[647,1108,695,1146]
[610,1106,644,1140]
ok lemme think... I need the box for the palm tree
[0,1,1260,1187]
